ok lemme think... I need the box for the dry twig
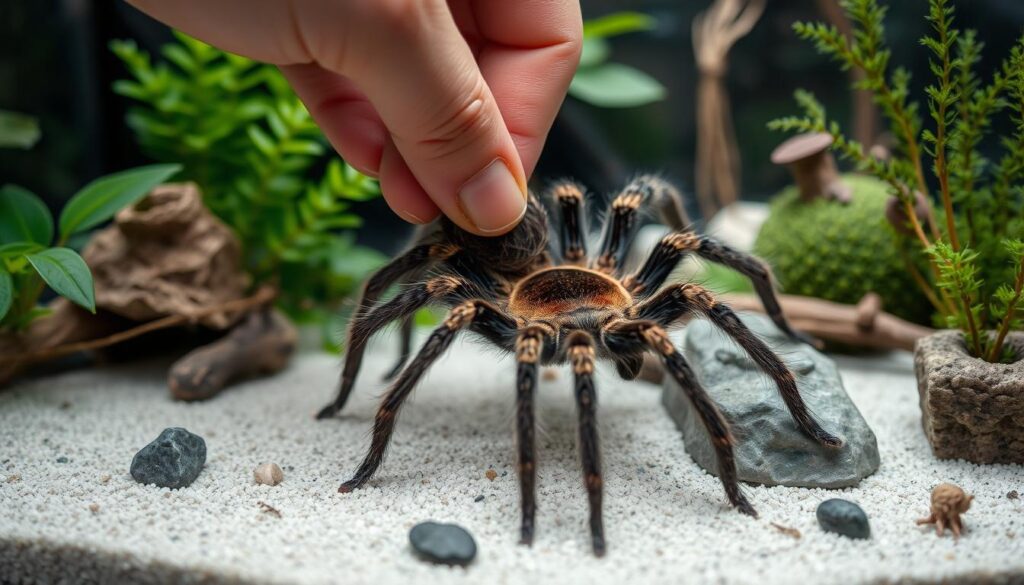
[693,0,765,217]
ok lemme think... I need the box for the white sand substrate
[1,330,1022,584]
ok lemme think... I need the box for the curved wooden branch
[722,292,934,351]
[0,287,277,373]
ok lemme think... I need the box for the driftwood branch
[722,291,934,351]
[638,291,932,386]
[0,287,277,373]
[169,306,297,401]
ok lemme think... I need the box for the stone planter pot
[915,330,1024,464]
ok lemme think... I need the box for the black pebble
[474,495,484,503]
[130,427,206,489]
[816,498,870,539]
[409,521,477,566]
[56,456,68,464]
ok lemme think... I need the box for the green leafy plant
[570,12,667,108]
[0,164,180,330]
[111,32,385,320]
[0,110,40,150]
[770,0,1024,362]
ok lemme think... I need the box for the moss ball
[753,174,932,324]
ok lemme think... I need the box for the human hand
[125,0,583,236]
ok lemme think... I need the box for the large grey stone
[662,314,879,488]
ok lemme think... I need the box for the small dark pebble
[409,521,477,566]
[816,498,870,539]
[56,457,69,464]
[130,427,206,489]
[474,495,485,503]
[1009,490,1019,500]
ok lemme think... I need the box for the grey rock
[130,428,206,489]
[816,498,871,539]
[55,457,68,464]
[409,521,476,566]
[662,313,879,488]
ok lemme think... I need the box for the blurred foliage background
[3,0,1023,258]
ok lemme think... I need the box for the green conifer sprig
[771,0,1024,362]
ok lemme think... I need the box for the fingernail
[395,209,426,224]
[458,158,527,234]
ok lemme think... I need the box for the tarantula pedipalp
[317,175,842,556]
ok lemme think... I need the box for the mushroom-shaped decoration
[771,132,852,204]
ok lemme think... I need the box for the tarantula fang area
[317,175,842,556]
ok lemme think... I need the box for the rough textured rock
[662,313,879,488]
[915,330,1024,464]
[83,183,249,330]
[817,499,871,539]
[408,521,476,566]
[130,428,206,489]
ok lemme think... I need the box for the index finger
[468,0,583,177]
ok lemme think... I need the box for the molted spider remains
[317,175,842,556]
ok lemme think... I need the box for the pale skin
[125,0,583,236]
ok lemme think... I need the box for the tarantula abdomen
[441,194,550,274]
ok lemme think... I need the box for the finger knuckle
[367,0,434,33]
[416,78,495,161]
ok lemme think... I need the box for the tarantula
[317,175,842,556]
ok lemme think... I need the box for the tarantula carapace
[317,175,842,556]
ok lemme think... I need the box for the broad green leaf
[569,64,667,108]
[0,269,11,321]
[0,241,44,259]
[583,12,655,39]
[579,37,610,68]
[58,164,181,238]
[26,248,95,313]
[0,110,41,149]
[0,184,53,245]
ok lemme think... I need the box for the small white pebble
[254,462,284,486]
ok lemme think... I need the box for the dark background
[3,0,1023,253]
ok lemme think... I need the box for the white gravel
[1,331,1022,585]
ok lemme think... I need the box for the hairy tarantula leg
[315,275,471,420]
[514,326,549,546]
[320,242,458,413]
[607,321,755,515]
[623,232,816,346]
[693,236,818,346]
[339,301,516,492]
[594,175,689,274]
[565,331,605,556]
[631,284,843,448]
[356,243,460,317]
[593,184,643,274]
[649,323,754,515]
[381,315,414,382]
[549,180,588,265]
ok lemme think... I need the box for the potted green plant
[771,0,1023,463]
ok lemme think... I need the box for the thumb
[338,2,528,235]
